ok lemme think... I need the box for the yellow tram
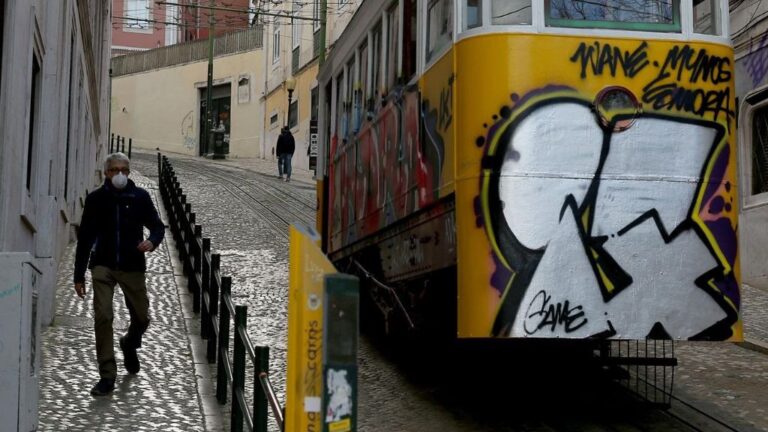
[316,0,741,342]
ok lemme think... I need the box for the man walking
[73,153,165,396]
[276,126,296,182]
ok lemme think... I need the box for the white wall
[0,0,112,428]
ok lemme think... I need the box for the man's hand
[74,282,86,299]
[137,240,154,252]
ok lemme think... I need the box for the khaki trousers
[91,266,150,380]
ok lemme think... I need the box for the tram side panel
[327,50,458,286]
[454,34,741,342]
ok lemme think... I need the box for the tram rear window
[546,0,681,32]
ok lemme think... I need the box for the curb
[737,338,768,355]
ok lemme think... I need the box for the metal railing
[111,26,264,77]
[158,153,284,432]
[110,134,132,158]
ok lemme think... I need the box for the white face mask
[111,172,128,190]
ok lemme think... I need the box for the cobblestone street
[37,150,768,431]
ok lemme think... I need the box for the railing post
[192,223,202,314]
[216,272,230,404]
[157,152,162,178]
[128,138,133,159]
[110,133,115,153]
[205,240,218,363]
[121,136,126,153]
[232,305,248,432]
[254,346,269,432]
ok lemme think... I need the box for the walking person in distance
[73,152,165,396]
[276,126,296,182]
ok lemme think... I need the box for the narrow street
[127,151,768,432]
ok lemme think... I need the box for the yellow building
[260,0,361,169]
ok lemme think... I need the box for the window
[359,42,369,101]
[427,0,453,62]
[313,0,321,31]
[346,59,355,132]
[372,24,382,101]
[270,113,279,126]
[273,24,281,63]
[27,56,41,191]
[464,0,482,30]
[124,0,152,30]
[752,105,768,195]
[288,99,299,128]
[386,2,399,91]
[546,0,680,32]
[493,0,531,25]
[403,0,417,79]
[292,1,301,49]
[64,33,76,200]
[693,0,721,35]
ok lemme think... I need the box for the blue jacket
[74,179,165,283]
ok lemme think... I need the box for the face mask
[111,172,128,190]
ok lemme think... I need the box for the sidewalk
[38,170,226,431]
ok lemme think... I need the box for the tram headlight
[593,86,642,132]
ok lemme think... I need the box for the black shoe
[90,378,115,396]
[120,336,140,374]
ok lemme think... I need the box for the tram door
[198,84,231,156]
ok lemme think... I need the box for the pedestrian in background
[73,152,165,396]
[276,126,296,182]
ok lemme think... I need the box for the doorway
[199,84,231,156]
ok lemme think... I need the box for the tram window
[386,2,399,91]
[403,0,418,80]
[492,0,532,25]
[464,0,482,30]
[693,0,721,35]
[546,0,681,32]
[360,41,369,102]
[372,24,382,102]
[346,58,355,133]
[752,105,768,195]
[427,0,453,62]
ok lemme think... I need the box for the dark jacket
[276,131,296,155]
[74,179,165,283]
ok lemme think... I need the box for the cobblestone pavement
[38,171,221,431]
[132,150,763,432]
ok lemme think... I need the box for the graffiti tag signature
[523,290,588,335]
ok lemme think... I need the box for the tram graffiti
[329,85,445,251]
[481,96,737,340]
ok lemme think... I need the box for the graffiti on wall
[745,32,768,88]
[181,110,196,150]
[476,41,739,341]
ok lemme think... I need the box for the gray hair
[104,152,130,171]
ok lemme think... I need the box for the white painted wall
[0,0,111,428]
[110,49,265,158]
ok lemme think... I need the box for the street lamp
[286,77,296,128]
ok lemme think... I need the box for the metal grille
[599,340,677,407]
[752,105,768,195]
[111,26,264,77]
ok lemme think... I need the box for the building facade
[731,0,768,290]
[110,28,265,158]
[112,0,253,57]
[0,0,112,429]
[260,0,361,169]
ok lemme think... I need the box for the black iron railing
[158,153,284,432]
[110,133,132,158]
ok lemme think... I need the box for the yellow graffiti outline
[691,134,733,275]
